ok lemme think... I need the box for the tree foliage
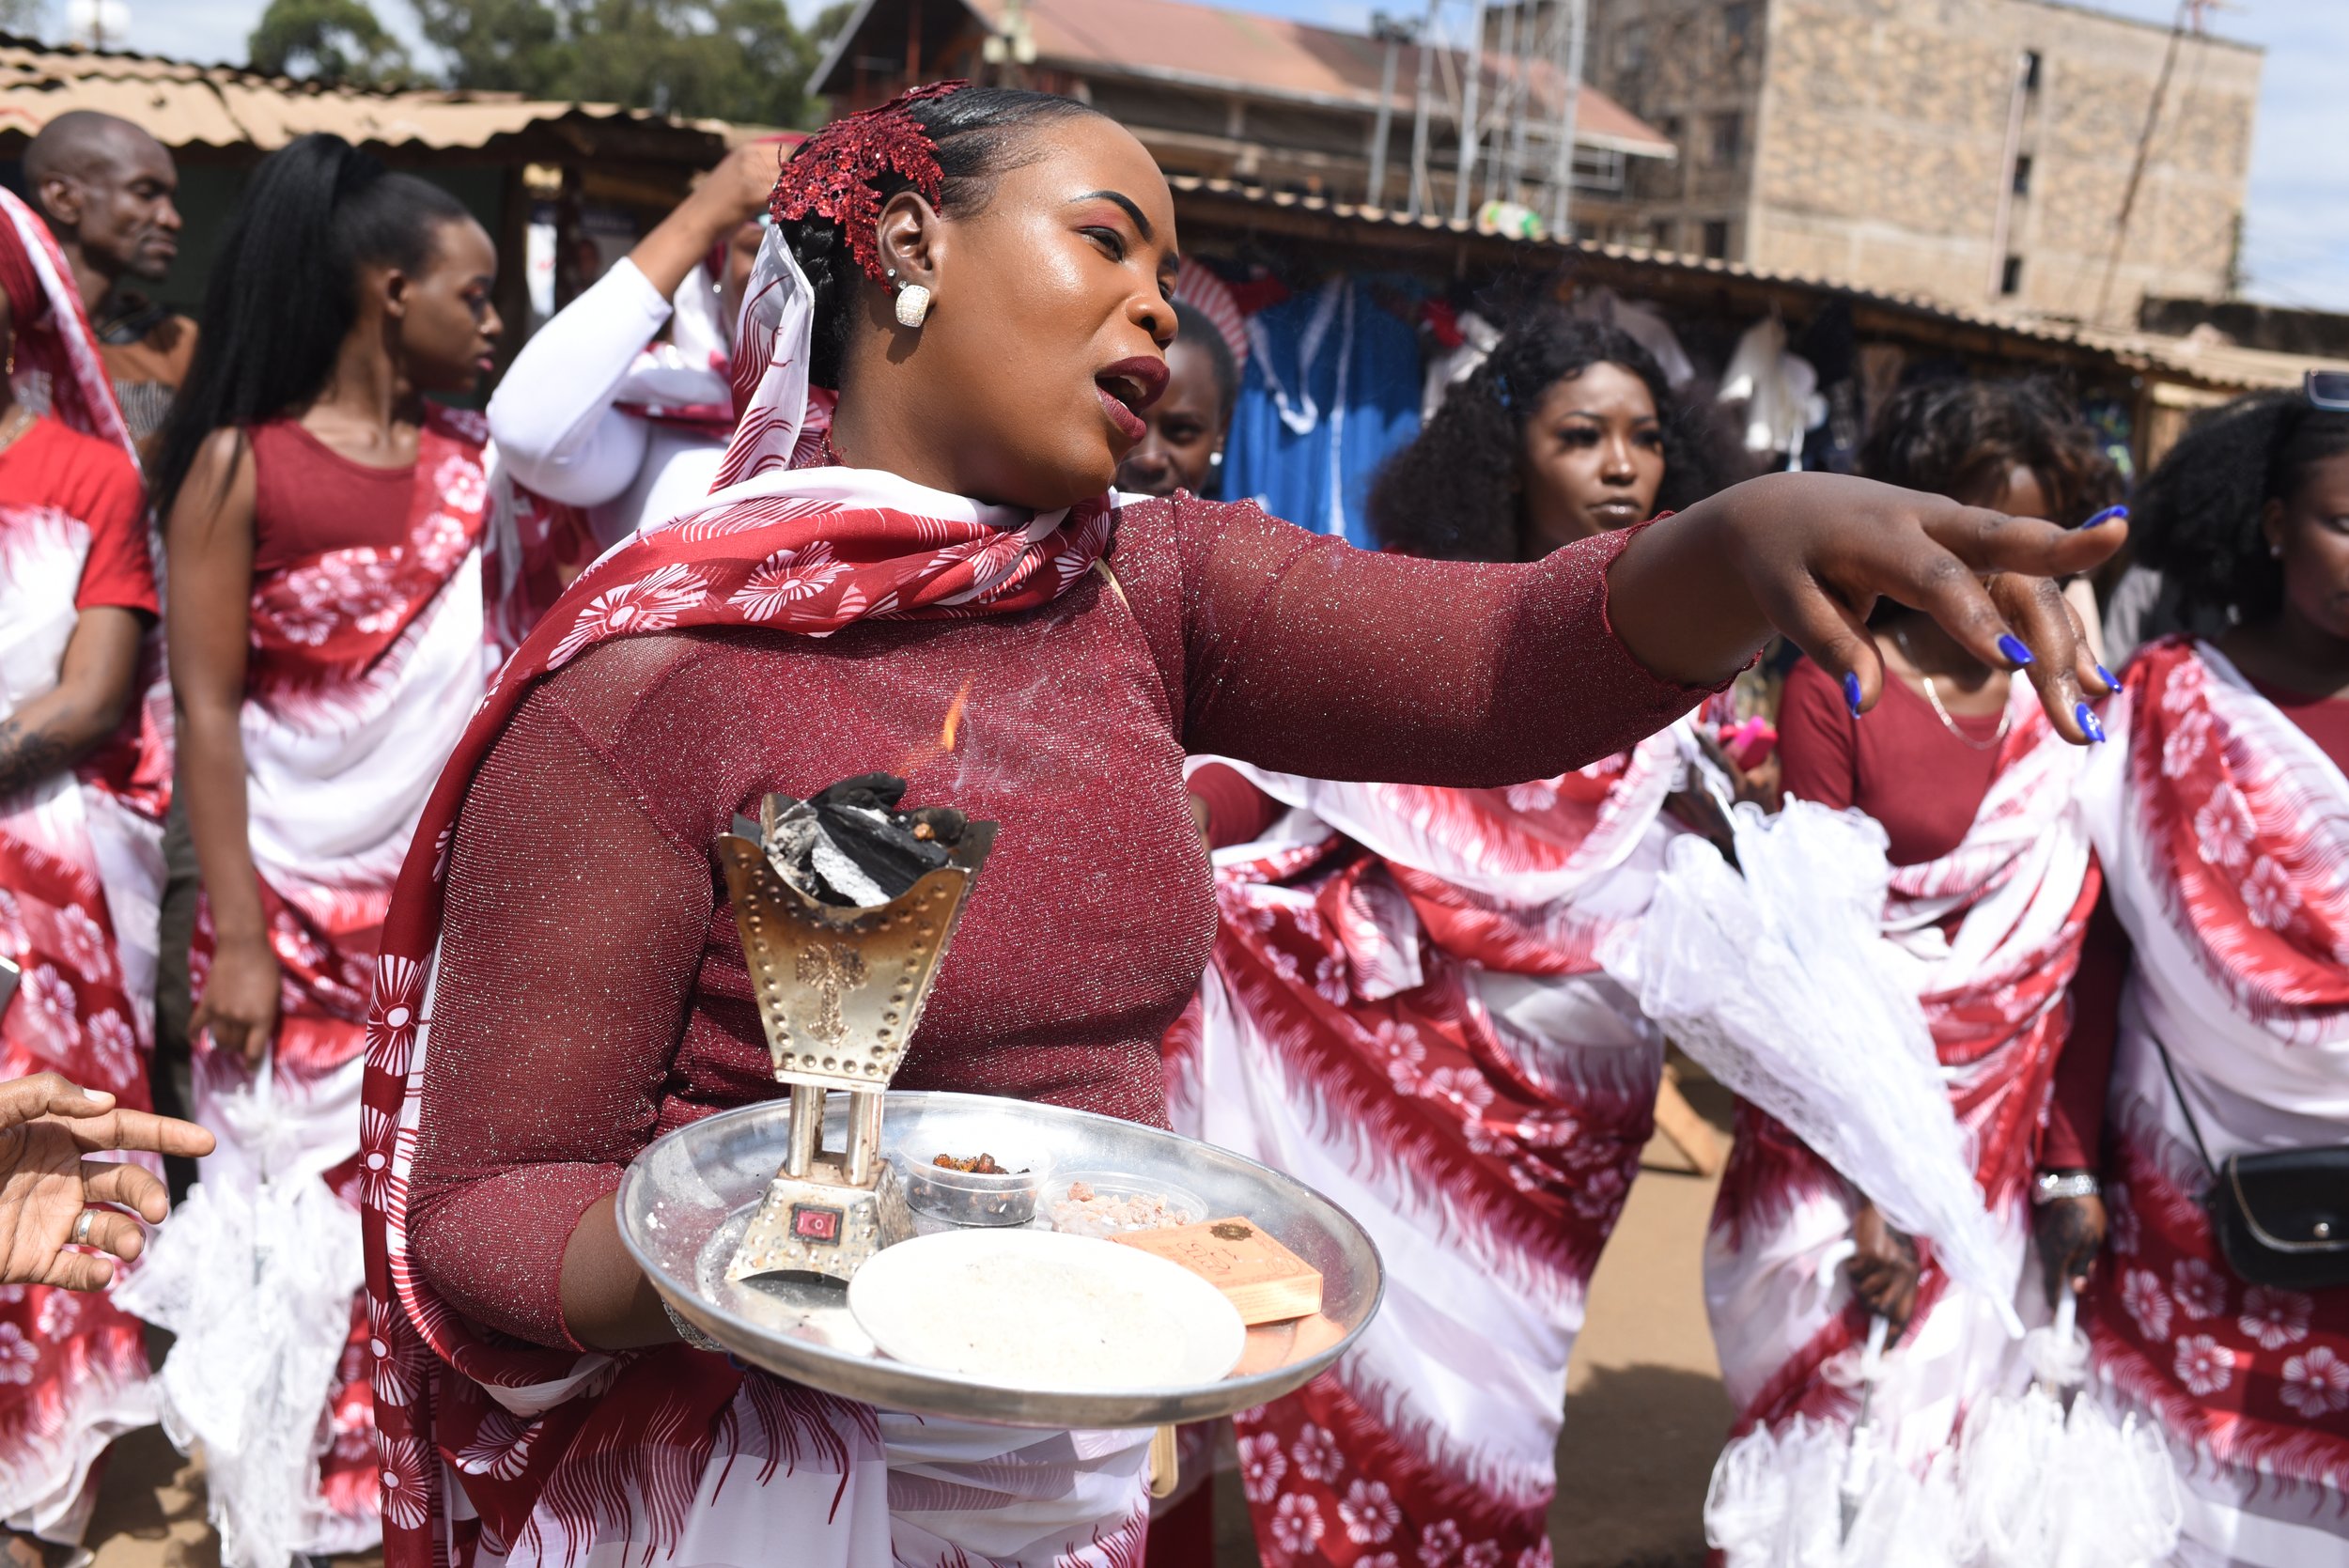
[411,0,851,129]
[249,0,414,85]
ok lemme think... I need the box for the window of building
[2023,51,2043,92]
[1659,114,1685,147]
[1618,22,1648,74]
[1703,220,1732,260]
[1722,3,1756,57]
[1999,255,2026,296]
[2012,154,2033,196]
[1650,219,1677,253]
[1710,112,1744,166]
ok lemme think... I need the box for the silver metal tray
[615,1090,1383,1429]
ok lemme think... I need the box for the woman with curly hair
[2045,388,2349,1567]
[1701,377,2127,1515]
[1173,310,1750,1566]
[1368,306,1733,561]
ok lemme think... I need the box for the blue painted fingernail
[1998,634,2034,667]
[2076,703,2107,742]
[2095,663,2119,692]
[2077,505,2128,529]
[1843,671,1864,716]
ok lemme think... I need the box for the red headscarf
[0,185,135,458]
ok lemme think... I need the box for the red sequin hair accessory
[770,81,970,287]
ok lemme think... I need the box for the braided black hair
[2132,391,2349,626]
[1858,376,2121,523]
[777,87,1106,391]
[1367,309,1736,562]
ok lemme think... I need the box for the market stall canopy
[0,33,730,160]
[1163,172,2333,401]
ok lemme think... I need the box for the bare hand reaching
[1846,1201,1922,1332]
[1609,473,2125,744]
[2033,1188,2108,1306]
[0,1072,215,1290]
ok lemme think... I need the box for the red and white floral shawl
[359,447,1116,1568]
[1704,692,2100,1468]
[2076,638,2349,1563]
[1166,731,1690,1565]
[0,181,166,1540]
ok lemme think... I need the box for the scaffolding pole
[1482,0,1517,206]
[1548,0,1588,236]
[1504,0,1539,200]
[1451,0,1487,224]
[1367,14,1410,207]
[1407,0,1439,219]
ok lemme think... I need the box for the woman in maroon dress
[1703,378,2123,1504]
[364,85,2120,1568]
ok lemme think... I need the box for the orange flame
[894,678,974,777]
[939,678,972,753]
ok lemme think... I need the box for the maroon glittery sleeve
[1139,495,1719,784]
[404,685,716,1349]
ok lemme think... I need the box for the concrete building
[1574,0,2262,323]
[812,0,1676,234]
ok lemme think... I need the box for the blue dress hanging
[1222,278,1422,551]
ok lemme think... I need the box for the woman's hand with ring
[0,1071,215,1290]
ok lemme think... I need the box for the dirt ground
[82,1087,1735,1568]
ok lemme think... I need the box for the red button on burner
[792,1204,844,1243]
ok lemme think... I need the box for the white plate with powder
[847,1228,1247,1392]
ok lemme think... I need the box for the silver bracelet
[2031,1170,2100,1205]
[662,1300,727,1354]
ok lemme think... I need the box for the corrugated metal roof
[1164,174,2336,394]
[0,35,723,153]
[819,0,1675,159]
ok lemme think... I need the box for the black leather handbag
[2153,1035,2349,1291]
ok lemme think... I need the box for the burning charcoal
[749,774,966,908]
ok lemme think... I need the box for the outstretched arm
[1174,474,2121,784]
[1608,472,2118,741]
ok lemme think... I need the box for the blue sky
[132,0,2349,313]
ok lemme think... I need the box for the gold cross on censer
[714,790,995,1284]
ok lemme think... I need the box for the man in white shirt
[491,140,786,549]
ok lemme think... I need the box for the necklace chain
[1892,626,2012,752]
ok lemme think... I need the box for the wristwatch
[2031,1170,2100,1205]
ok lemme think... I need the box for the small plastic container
[1042,1172,1208,1239]
[899,1152,1049,1229]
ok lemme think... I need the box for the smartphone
[2310,369,2349,411]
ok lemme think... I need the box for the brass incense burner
[716,795,995,1283]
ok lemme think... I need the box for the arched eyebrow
[1072,190,1154,241]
